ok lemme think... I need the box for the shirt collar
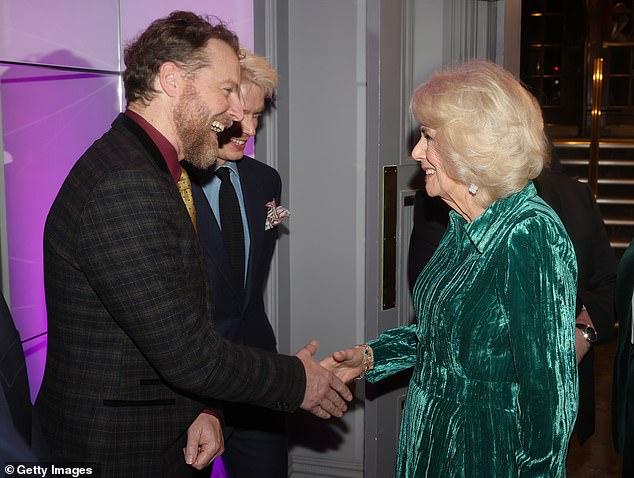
[214,160,239,177]
[450,182,538,253]
[125,109,181,182]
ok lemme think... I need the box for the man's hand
[296,340,352,419]
[575,308,594,364]
[320,347,365,384]
[183,412,224,470]
[575,329,592,364]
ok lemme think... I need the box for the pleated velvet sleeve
[365,324,418,383]
[501,215,578,476]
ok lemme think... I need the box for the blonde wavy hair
[239,46,278,99]
[411,60,548,204]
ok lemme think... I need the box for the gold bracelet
[354,344,374,380]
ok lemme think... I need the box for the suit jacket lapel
[190,180,240,299]
[238,159,266,304]
[115,114,170,176]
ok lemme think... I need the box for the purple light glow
[1,61,232,478]
[1,61,119,402]
[2,4,254,476]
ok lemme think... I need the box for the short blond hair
[239,47,278,99]
[411,60,547,204]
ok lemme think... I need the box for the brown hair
[123,11,240,105]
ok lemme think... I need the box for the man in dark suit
[187,49,289,478]
[408,156,616,446]
[535,167,617,446]
[613,239,634,476]
[35,12,350,477]
[0,293,37,462]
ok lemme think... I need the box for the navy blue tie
[215,167,245,292]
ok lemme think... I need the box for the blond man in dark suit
[188,49,290,477]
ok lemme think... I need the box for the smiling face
[411,126,486,222]
[411,127,462,201]
[176,39,243,170]
[216,82,266,165]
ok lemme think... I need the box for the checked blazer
[35,114,305,477]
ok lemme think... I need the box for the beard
[174,83,229,170]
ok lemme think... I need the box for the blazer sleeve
[272,169,282,239]
[0,295,32,446]
[273,168,282,205]
[577,184,617,342]
[76,169,305,411]
[502,216,578,477]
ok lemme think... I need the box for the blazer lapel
[190,180,241,298]
[238,160,266,304]
[116,114,170,176]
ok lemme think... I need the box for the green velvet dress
[367,183,578,477]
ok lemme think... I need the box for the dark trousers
[222,403,287,478]
[621,383,634,478]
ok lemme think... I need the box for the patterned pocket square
[265,199,290,230]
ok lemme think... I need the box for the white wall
[280,1,367,476]
[120,0,254,60]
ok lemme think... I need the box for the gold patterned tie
[177,167,197,230]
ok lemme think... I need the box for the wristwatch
[576,323,598,344]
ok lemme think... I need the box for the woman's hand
[320,346,368,384]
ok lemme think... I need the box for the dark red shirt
[125,109,181,183]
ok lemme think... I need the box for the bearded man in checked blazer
[35,11,350,477]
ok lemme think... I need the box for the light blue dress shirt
[201,161,251,285]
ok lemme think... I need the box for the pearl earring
[468,183,479,195]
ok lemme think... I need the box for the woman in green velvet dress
[326,60,578,477]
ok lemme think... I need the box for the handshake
[184,341,373,469]
[296,340,373,419]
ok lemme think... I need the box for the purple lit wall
[1,2,253,476]
[1,65,120,400]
